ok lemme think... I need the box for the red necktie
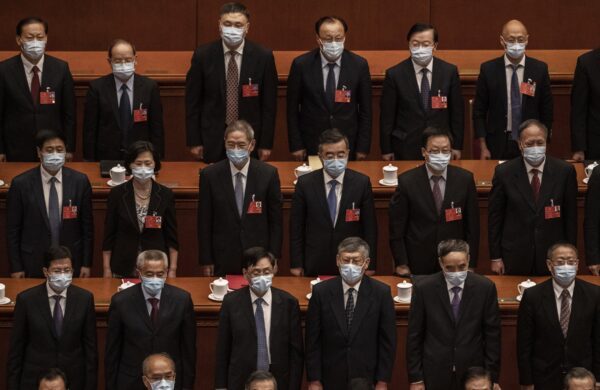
[225,51,239,125]
[148,298,159,326]
[531,169,540,202]
[31,66,40,106]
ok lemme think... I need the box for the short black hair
[35,129,66,149]
[108,38,137,58]
[407,22,438,43]
[243,247,276,269]
[16,17,48,36]
[43,246,72,269]
[461,366,492,389]
[421,127,453,148]
[518,118,549,139]
[37,367,67,387]
[564,367,596,389]
[315,16,348,35]
[318,128,349,151]
[220,2,250,20]
[245,370,277,390]
[123,140,162,174]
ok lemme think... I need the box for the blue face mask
[226,148,250,167]
[553,265,577,286]
[444,270,468,287]
[522,146,546,166]
[323,158,347,178]
[339,263,364,285]
[250,274,273,295]
[42,152,65,171]
[505,42,526,59]
[150,379,175,390]
[48,272,73,293]
[221,26,245,47]
[141,276,165,296]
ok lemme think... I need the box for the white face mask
[21,39,46,61]
[221,26,245,47]
[410,45,434,66]
[427,152,451,172]
[131,166,154,182]
[112,62,135,81]
[522,145,546,166]
[42,152,66,171]
[321,40,344,62]
[150,379,175,390]
[505,41,526,60]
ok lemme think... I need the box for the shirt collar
[141,284,163,301]
[425,164,447,180]
[46,281,68,298]
[222,40,245,56]
[552,279,575,299]
[523,157,546,174]
[40,164,62,183]
[229,159,250,177]
[323,169,345,186]
[412,58,433,75]
[21,53,45,73]
[342,278,362,294]
[320,51,342,69]
[504,53,526,68]
[114,74,135,93]
[250,287,272,306]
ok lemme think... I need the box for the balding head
[502,19,528,37]
[142,353,176,389]
[500,19,529,61]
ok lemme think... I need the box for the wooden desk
[0,275,593,389]
[0,160,590,277]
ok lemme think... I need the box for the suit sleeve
[163,188,179,251]
[82,83,99,161]
[585,167,600,264]
[563,165,578,246]
[379,70,397,155]
[289,179,306,269]
[571,56,589,152]
[149,81,165,157]
[267,168,283,258]
[473,64,490,139]
[288,298,304,390]
[102,188,120,251]
[389,180,410,267]
[449,65,464,150]
[465,173,480,268]
[7,293,28,390]
[198,169,213,265]
[258,51,278,150]
[356,59,372,155]
[517,289,535,385]
[483,283,501,383]
[180,293,197,389]
[406,283,426,383]
[214,297,232,388]
[593,286,600,381]
[185,50,203,147]
[361,178,378,270]
[305,288,322,381]
[538,64,554,138]
[488,167,506,260]
[376,285,397,383]
[0,69,5,154]
[83,293,98,390]
[286,59,304,152]
[104,296,122,390]
[81,177,94,267]
[6,182,24,273]
[61,63,76,152]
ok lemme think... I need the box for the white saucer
[107,179,127,187]
[379,179,398,187]
[394,295,411,304]
[0,297,11,305]
[0,179,4,187]
[516,295,522,302]
[306,293,312,300]
[583,177,589,184]
[208,293,224,302]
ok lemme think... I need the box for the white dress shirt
[115,74,135,114]
[230,159,250,195]
[412,58,433,91]
[22,54,45,89]
[250,287,272,362]
[46,281,67,315]
[552,279,575,321]
[505,54,526,132]
[425,164,447,200]
[342,278,361,307]
[524,157,546,185]
[323,169,345,224]
[320,51,342,91]
[40,165,63,215]
[446,279,465,302]
[223,40,245,80]
[141,285,162,315]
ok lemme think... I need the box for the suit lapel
[134,285,155,331]
[513,159,537,212]
[61,286,79,338]
[429,58,442,111]
[495,57,509,117]
[329,278,349,337]
[241,159,258,218]
[536,158,556,212]
[314,170,334,228]
[348,276,373,342]
[417,165,440,219]
[217,160,243,221]
[154,285,170,331]
[239,42,254,95]
[241,287,258,336]
[269,289,283,352]
[216,43,226,102]
[132,75,143,116]
[40,57,56,97]
[14,56,34,107]
[32,167,51,230]
[36,283,59,339]
[437,273,456,325]
[337,171,352,228]
[403,59,425,112]
[441,166,457,210]
[456,273,475,325]
[105,75,120,125]
[121,181,139,229]
[146,181,163,220]
[61,168,74,211]
[541,280,565,339]
[566,280,584,341]
[333,51,350,113]
[311,51,328,110]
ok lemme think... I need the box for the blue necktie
[327,180,338,224]
[451,286,462,321]
[510,64,521,141]
[119,84,131,148]
[346,287,355,329]
[325,63,336,112]
[53,295,63,337]
[421,68,430,111]
[234,172,244,217]
[255,297,269,371]
[48,177,60,246]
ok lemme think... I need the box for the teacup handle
[209,283,215,294]
[518,285,524,295]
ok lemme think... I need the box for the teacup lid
[397,280,412,288]
[311,277,321,283]
[586,161,599,168]
[296,163,312,172]
[213,277,228,286]
[112,164,126,172]
[519,279,536,287]
[383,163,398,171]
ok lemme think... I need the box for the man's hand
[382,153,394,161]
[103,268,112,278]
[79,267,91,278]
[451,149,462,160]
[168,269,177,278]
[480,146,492,160]
[572,151,585,162]
[395,265,411,276]
[356,152,368,161]
[409,383,425,390]
[589,264,600,276]
[491,259,505,275]
[0,154,6,162]
[258,149,271,161]
[290,267,304,276]
[292,149,307,161]
[375,381,388,390]
[189,146,204,161]
[11,271,25,278]
[520,385,534,390]
[200,265,214,277]
[307,381,323,390]
[493,383,501,390]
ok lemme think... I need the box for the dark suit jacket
[215,287,303,390]
[198,158,282,275]
[185,40,278,163]
[380,57,463,159]
[473,56,553,158]
[407,272,500,389]
[488,157,578,275]
[585,165,600,264]
[389,164,479,274]
[305,276,396,388]
[517,279,600,389]
[105,283,196,390]
[7,283,97,390]
[290,168,377,276]
[103,180,178,276]
[0,54,75,161]
[286,49,372,156]
[6,166,94,277]
[571,49,600,159]
[83,73,165,160]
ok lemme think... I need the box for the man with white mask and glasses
[287,15,372,161]
[380,23,463,161]
[142,353,177,390]
[0,17,75,162]
[389,127,479,276]
[517,243,600,390]
[186,2,278,163]
[488,119,577,275]
[473,20,553,160]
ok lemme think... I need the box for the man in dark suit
[290,128,377,276]
[7,129,93,278]
[571,48,600,162]
[584,164,600,276]
[105,250,196,390]
[198,120,282,276]
[0,17,75,162]
[488,119,577,276]
[287,16,372,161]
[390,127,479,276]
[305,237,396,389]
[215,247,303,390]
[185,2,278,163]
[407,239,501,390]
[518,243,600,390]
[7,246,97,390]
[380,23,463,161]
[83,39,165,161]
[473,20,553,160]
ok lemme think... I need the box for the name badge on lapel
[445,202,463,222]
[247,194,262,214]
[62,200,78,220]
[544,199,561,220]
[345,202,360,222]
[40,87,56,105]
[520,79,536,97]
[133,103,148,123]
[335,86,351,103]
[144,213,162,229]
[242,78,260,97]
[431,90,448,109]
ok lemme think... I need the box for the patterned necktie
[510,64,522,141]
[559,289,571,338]
[451,286,462,321]
[431,175,443,215]
[31,65,40,106]
[345,287,355,328]
[255,297,269,371]
[234,172,244,217]
[327,179,338,224]
[421,68,430,111]
[531,169,540,203]
[225,51,239,125]
[52,295,63,337]
[325,63,336,112]
[48,177,61,246]
[148,297,159,326]
[119,84,131,149]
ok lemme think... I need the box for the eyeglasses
[551,258,578,267]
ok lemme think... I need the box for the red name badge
[335,89,352,103]
[445,207,463,222]
[133,104,148,123]
[520,81,536,97]
[242,78,260,97]
[247,199,262,214]
[431,94,448,109]
[62,205,78,219]
[545,205,561,220]
[345,202,360,222]
[144,215,162,229]
[40,89,56,105]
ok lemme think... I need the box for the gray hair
[518,118,548,139]
[224,119,255,141]
[136,250,168,270]
[564,367,596,389]
[142,353,175,376]
[437,239,470,259]
[337,237,370,259]
[547,242,578,260]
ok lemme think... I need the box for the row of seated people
[8,239,600,389]
[2,7,600,164]
[7,119,600,279]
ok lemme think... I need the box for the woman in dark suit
[102,141,178,278]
